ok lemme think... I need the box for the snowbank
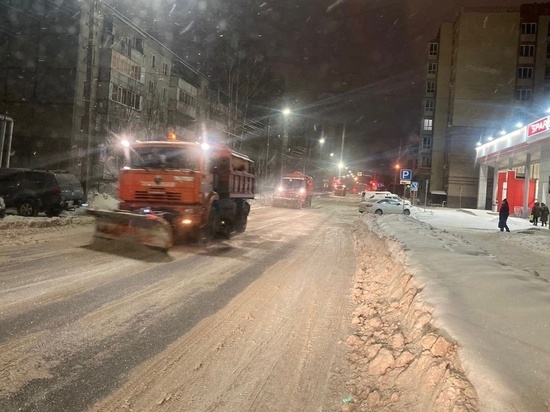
[351,207,550,412]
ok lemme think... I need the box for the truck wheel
[236,215,247,233]
[18,199,39,217]
[199,206,220,244]
[235,201,249,233]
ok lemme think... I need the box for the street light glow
[319,138,325,144]
[282,107,291,116]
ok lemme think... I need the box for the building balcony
[168,100,196,119]
[518,56,535,65]
[516,78,534,87]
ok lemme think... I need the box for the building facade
[0,0,233,191]
[416,4,550,208]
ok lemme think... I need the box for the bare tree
[209,37,269,149]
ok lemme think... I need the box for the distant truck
[88,136,255,251]
[272,171,313,209]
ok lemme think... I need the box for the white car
[361,191,411,205]
[359,198,411,215]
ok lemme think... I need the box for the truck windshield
[129,146,201,170]
[282,179,305,190]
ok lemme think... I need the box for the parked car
[359,198,411,215]
[361,191,411,205]
[0,168,84,217]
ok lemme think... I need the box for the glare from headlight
[181,218,192,225]
[277,186,283,192]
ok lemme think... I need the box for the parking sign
[399,169,412,184]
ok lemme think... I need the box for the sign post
[399,169,412,198]
[410,181,419,205]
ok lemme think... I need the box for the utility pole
[265,121,271,181]
[339,121,346,171]
[81,0,97,196]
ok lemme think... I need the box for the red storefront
[476,116,550,215]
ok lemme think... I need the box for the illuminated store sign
[527,116,549,137]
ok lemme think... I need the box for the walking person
[532,202,541,226]
[541,202,549,227]
[498,198,510,232]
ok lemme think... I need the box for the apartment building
[417,4,550,208]
[0,0,233,190]
[0,0,82,170]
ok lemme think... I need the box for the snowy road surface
[0,195,549,411]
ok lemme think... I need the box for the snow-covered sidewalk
[357,207,550,412]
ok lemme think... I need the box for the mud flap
[87,209,174,251]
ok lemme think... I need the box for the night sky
[113,0,528,172]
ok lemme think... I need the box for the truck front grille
[134,190,181,202]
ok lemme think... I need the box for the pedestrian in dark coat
[541,203,549,227]
[499,198,510,232]
[532,202,541,226]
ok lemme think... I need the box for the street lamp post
[393,164,400,191]
[280,107,291,178]
[265,119,271,180]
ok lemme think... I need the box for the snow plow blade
[272,198,302,209]
[87,209,174,251]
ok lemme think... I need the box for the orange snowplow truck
[88,138,255,251]
[272,171,313,209]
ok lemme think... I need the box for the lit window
[422,118,433,131]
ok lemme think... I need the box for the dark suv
[0,168,85,217]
